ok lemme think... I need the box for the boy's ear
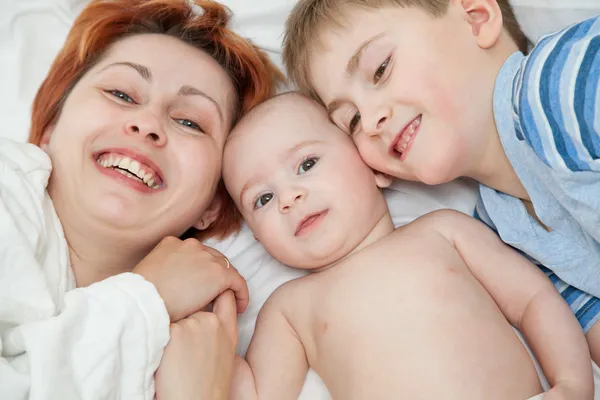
[374,172,393,188]
[459,0,503,49]
[40,125,55,152]
[193,195,222,231]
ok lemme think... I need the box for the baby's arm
[231,287,309,400]
[423,210,593,399]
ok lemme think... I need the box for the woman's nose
[125,113,167,147]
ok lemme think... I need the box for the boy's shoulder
[499,15,600,174]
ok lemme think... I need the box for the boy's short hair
[283,0,528,99]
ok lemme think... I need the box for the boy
[282,0,600,362]
[223,93,592,399]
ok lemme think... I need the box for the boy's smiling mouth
[389,114,421,160]
[94,149,165,191]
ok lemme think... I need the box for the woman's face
[44,33,237,246]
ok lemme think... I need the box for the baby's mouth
[390,115,422,158]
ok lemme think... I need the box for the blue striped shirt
[476,16,600,333]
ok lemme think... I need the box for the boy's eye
[349,112,361,134]
[107,90,135,104]
[176,118,204,133]
[254,193,273,209]
[298,157,319,174]
[374,56,390,83]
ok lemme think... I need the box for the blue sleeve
[513,16,600,173]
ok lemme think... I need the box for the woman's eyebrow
[96,62,224,124]
[178,85,224,124]
[99,61,151,81]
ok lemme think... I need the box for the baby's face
[223,95,388,269]
[308,3,508,185]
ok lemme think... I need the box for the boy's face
[223,95,388,269]
[308,3,506,184]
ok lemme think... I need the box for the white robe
[0,138,170,400]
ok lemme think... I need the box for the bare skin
[235,211,593,399]
[225,95,592,400]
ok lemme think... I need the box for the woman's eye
[349,112,361,134]
[298,157,319,174]
[107,90,135,103]
[176,119,203,132]
[254,193,273,209]
[374,56,390,83]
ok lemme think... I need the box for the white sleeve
[1,273,170,400]
[0,139,170,399]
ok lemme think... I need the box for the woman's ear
[459,0,503,49]
[40,125,55,152]
[374,172,393,188]
[193,195,222,231]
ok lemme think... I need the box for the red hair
[30,0,283,241]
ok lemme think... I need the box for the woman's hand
[155,290,238,400]
[133,236,249,322]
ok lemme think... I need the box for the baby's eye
[176,118,204,133]
[254,193,273,209]
[298,157,319,174]
[107,90,135,104]
[374,56,390,83]
[349,112,361,134]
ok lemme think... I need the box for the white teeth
[129,160,140,175]
[96,153,160,189]
[118,158,130,170]
[115,168,142,182]
[394,116,421,155]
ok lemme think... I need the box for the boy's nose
[362,107,391,137]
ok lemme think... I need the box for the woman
[0,0,281,398]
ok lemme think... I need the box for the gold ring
[222,256,230,269]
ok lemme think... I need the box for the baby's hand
[133,236,249,322]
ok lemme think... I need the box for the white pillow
[510,0,600,43]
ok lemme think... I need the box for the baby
[223,93,592,400]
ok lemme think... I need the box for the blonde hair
[283,0,528,99]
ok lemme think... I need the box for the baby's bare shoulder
[397,209,480,238]
[261,274,321,315]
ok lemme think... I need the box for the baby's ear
[193,196,222,231]
[459,0,503,49]
[40,125,55,153]
[374,172,393,188]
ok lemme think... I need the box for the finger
[213,290,238,348]
[222,266,249,313]
[198,243,226,260]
